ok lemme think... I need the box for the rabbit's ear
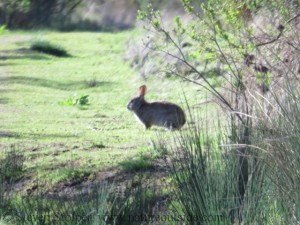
[139,85,147,97]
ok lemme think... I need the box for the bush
[152,117,273,224]
[30,40,69,57]
[137,1,300,223]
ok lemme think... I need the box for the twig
[158,29,244,122]
[256,12,300,47]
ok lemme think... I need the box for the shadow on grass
[0,131,76,139]
[0,62,18,66]
[0,97,9,104]
[0,76,114,90]
[0,131,19,138]
[0,48,52,61]
[19,132,77,139]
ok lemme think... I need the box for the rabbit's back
[137,102,186,130]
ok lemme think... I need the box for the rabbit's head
[127,85,146,112]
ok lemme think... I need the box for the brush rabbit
[127,85,186,131]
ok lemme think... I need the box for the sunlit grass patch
[0,30,197,198]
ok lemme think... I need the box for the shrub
[137,1,300,223]
[150,116,291,224]
[30,40,69,57]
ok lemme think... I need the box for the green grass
[0,146,25,182]
[0,30,141,188]
[0,30,200,191]
[120,155,154,172]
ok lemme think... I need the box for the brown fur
[127,85,186,130]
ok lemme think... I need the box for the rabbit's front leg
[144,123,151,130]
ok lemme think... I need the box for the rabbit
[127,85,186,131]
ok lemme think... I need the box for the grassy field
[0,30,199,192]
